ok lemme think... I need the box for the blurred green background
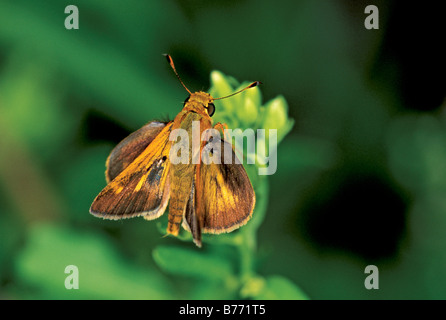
[1,0,445,299]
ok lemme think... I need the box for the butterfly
[90,54,259,247]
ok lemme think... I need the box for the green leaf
[153,245,234,281]
[189,280,238,300]
[15,224,173,299]
[261,95,294,144]
[254,275,309,300]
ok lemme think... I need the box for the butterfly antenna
[214,81,262,100]
[163,54,192,95]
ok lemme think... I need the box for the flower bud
[209,71,236,113]
[261,95,294,144]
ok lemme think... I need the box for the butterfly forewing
[106,121,169,182]
[90,122,173,220]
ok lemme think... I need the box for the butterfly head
[184,92,215,117]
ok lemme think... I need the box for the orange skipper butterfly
[90,55,259,247]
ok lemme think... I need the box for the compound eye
[183,96,190,105]
[207,102,215,117]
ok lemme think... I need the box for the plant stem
[238,229,256,281]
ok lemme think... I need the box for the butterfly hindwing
[182,178,202,247]
[196,136,255,234]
